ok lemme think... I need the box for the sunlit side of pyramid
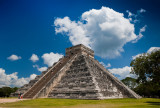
[12,44,141,99]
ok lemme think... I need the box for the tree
[12,87,18,93]
[121,77,137,90]
[130,50,160,97]
[0,87,18,97]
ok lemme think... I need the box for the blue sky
[0,0,160,87]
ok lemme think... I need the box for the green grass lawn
[0,98,160,108]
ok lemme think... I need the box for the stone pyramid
[12,44,141,99]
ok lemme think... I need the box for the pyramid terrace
[11,44,141,99]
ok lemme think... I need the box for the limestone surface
[11,44,141,99]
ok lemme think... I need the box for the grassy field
[0,98,160,108]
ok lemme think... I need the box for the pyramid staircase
[23,54,77,98]
[48,54,141,99]
[18,44,141,99]
[48,55,99,99]
[87,56,141,99]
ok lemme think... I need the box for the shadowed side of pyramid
[85,56,141,99]
[22,54,77,99]
[48,54,100,99]
[11,44,141,99]
[48,54,141,99]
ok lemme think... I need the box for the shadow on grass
[146,101,160,106]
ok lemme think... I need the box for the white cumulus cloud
[30,54,39,62]
[126,10,134,17]
[132,25,147,43]
[132,53,144,60]
[100,62,111,68]
[132,47,160,59]
[126,8,146,23]
[42,52,63,67]
[108,66,135,80]
[30,74,37,80]
[147,47,160,53]
[37,67,47,72]
[138,8,146,13]
[33,65,47,72]
[0,68,37,87]
[54,7,144,58]
[7,54,21,61]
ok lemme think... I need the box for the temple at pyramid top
[65,44,94,58]
[11,44,141,99]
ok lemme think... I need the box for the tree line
[0,50,159,98]
[0,87,18,97]
[122,50,160,98]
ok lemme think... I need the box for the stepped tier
[11,44,141,99]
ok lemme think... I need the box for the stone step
[56,81,94,87]
[60,76,93,83]
[63,73,91,79]
[52,85,95,91]
[49,90,98,94]
[23,55,73,98]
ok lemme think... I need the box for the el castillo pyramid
[12,44,141,99]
